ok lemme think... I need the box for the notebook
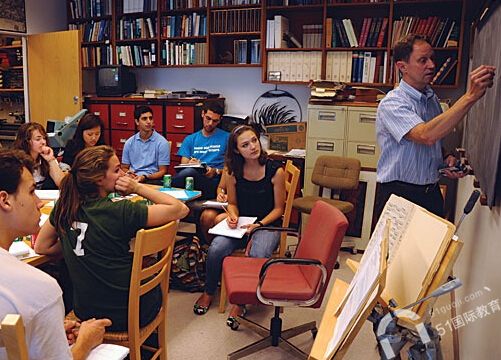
[208,217,257,239]
[84,343,129,360]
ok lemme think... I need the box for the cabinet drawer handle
[173,125,186,129]
[116,122,128,126]
[316,141,335,152]
[318,112,337,122]
[175,114,185,119]
[119,112,127,117]
[93,111,101,116]
[359,115,376,124]
[357,144,376,155]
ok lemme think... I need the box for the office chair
[0,314,29,360]
[218,160,301,313]
[222,201,348,359]
[67,220,178,360]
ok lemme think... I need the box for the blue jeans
[204,230,280,295]
[172,168,220,200]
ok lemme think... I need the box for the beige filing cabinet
[304,102,379,251]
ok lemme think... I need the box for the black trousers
[374,181,444,223]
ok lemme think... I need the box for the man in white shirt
[0,148,111,360]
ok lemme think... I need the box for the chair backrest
[0,314,29,360]
[295,201,348,308]
[311,155,360,193]
[128,220,178,358]
[278,160,300,256]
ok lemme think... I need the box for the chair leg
[219,276,227,313]
[237,316,270,338]
[280,321,317,340]
[227,336,274,360]
[277,338,309,359]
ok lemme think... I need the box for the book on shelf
[283,31,302,48]
[432,57,458,85]
[274,15,289,49]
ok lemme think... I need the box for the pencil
[221,205,231,217]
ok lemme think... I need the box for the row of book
[81,45,113,67]
[267,0,322,5]
[116,44,158,66]
[266,18,323,49]
[267,51,322,82]
[161,41,207,65]
[326,51,387,83]
[430,56,458,85]
[327,17,388,48]
[163,0,208,10]
[328,0,386,2]
[161,14,207,38]
[210,0,260,6]
[120,0,158,13]
[391,16,459,48]
[68,0,112,20]
[234,39,261,64]
[210,9,261,33]
[69,20,111,43]
[117,17,156,40]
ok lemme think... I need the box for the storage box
[266,123,307,152]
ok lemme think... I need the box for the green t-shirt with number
[49,197,158,331]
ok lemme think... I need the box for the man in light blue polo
[122,105,170,183]
[375,34,495,220]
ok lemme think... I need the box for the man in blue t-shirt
[172,101,229,199]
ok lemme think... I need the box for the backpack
[169,236,208,293]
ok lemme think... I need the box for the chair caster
[334,261,340,269]
[311,328,318,338]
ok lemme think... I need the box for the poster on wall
[0,0,26,33]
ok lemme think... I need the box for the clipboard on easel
[309,221,390,360]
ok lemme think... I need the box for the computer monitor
[96,65,137,96]
[47,109,88,148]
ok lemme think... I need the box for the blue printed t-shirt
[122,130,170,175]
[177,128,229,169]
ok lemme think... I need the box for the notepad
[84,343,129,360]
[208,217,257,239]
[202,200,228,209]
[174,163,208,173]
[35,189,60,200]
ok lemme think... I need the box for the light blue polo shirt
[376,80,443,185]
[122,130,170,175]
[177,128,229,169]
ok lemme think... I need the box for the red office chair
[222,201,349,359]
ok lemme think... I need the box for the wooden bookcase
[66,0,465,88]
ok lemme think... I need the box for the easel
[309,195,464,360]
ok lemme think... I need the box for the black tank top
[235,159,281,225]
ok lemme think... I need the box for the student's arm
[406,65,495,145]
[40,146,66,187]
[114,176,189,227]
[138,165,168,182]
[216,170,227,202]
[35,219,63,255]
[225,173,239,229]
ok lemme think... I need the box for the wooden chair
[218,160,300,313]
[103,220,178,360]
[0,314,29,360]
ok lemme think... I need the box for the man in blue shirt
[172,101,229,199]
[122,105,170,183]
[375,34,495,219]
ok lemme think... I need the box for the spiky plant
[252,102,297,134]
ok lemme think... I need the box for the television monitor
[96,65,137,96]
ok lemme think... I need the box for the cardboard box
[266,122,307,152]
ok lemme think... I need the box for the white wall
[133,67,310,118]
[454,177,501,358]
[25,0,67,35]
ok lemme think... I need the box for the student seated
[172,101,229,199]
[61,113,106,170]
[36,145,189,331]
[13,122,65,189]
[0,148,111,359]
[121,105,170,183]
[193,125,285,319]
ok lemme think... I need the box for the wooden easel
[309,195,464,359]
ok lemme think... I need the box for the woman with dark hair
[13,122,65,189]
[35,145,189,331]
[61,113,106,169]
[193,125,286,324]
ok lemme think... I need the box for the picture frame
[0,0,27,33]
[268,71,281,81]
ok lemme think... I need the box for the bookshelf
[66,0,465,88]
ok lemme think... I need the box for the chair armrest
[256,257,327,307]
[245,226,298,255]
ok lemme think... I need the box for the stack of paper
[208,217,257,239]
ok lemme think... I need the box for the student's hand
[73,318,112,350]
[115,175,139,195]
[40,145,55,162]
[64,319,80,345]
[205,166,217,178]
[216,190,227,202]
[241,223,260,234]
[188,157,199,164]
[226,215,238,229]
[468,65,496,101]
